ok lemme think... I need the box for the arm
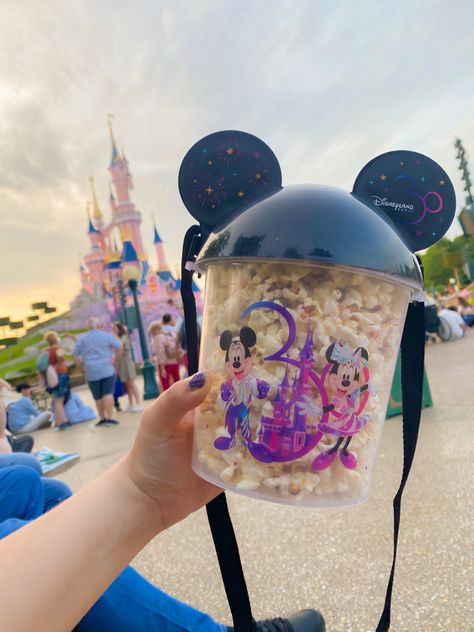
[24,398,41,417]
[0,399,12,453]
[113,338,123,369]
[73,340,83,370]
[0,378,12,391]
[0,373,218,632]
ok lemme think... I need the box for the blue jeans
[0,459,224,631]
[0,453,72,516]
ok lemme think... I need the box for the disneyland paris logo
[372,196,414,213]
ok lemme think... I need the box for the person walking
[73,318,122,427]
[6,383,52,434]
[44,331,70,431]
[113,322,143,413]
[149,316,180,391]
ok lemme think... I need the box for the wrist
[114,458,164,538]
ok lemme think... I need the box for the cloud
[0,0,473,319]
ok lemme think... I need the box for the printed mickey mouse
[214,326,270,451]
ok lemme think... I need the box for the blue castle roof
[88,218,99,234]
[105,260,121,270]
[153,225,162,244]
[121,240,139,263]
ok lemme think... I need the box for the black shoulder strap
[181,226,254,632]
[181,224,425,632]
[376,299,425,631]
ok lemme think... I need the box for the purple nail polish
[189,372,205,389]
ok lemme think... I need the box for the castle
[258,326,317,457]
[73,120,200,331]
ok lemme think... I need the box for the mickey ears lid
[353,150,456,252]
[178,130,282,231]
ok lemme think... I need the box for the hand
[296,394,322,418]
[123,372,220,532]
[160,366,166,379]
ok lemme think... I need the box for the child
[7,383,53,434]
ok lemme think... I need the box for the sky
[0,0,473,321]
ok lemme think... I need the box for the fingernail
[189,372,206,389]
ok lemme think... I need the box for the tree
[422,238,453,288]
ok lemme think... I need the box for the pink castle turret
[84,215,105,298]
[108,120,144,258]
[153,222,169,271]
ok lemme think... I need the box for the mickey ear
[352,150,456,252]
[178,130,282,232]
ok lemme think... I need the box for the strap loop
[375,300,425,631]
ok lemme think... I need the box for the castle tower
[273,389,284,421]
[281,366,291,401]
[153,222,169,271]
[84,215,105,295]
[108,120,145,258]
[79,262,91,294]
[89,175,108,252]
[299,324,314,389]
[293,324,315,431]
[89,176,104,231]
[108,181,117,215]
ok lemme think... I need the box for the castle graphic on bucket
[214,301,371,471]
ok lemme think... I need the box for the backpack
[163,330,177,360]
[36,350,59,389]
[36,351,49,373]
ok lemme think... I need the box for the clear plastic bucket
[193,260,413,507]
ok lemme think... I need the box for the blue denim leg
[0,452,42,475]
[0,465,44,523]
[0,452,72,513]
[0,517,30,539]
[42,478,72,512]
[78,566,226,632]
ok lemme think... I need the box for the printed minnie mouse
[214,327,270,450]
[311,342,372,471]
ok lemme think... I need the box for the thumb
[142,371,213,436]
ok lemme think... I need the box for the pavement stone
[34,331,474,631]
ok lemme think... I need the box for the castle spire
[89,176,103,220]
[281,365,289,387]
[108,115,120,166]
[85,203,98,235]
[153,223,162,244]
[300,322,314,361]
[88,217,99,234]
[152,214,169,270]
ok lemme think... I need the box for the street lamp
[122,265,159,400]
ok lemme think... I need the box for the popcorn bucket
[193,259,416,506]
[178,130,456,629]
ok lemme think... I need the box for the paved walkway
[35,331,474,632]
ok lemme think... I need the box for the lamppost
[122,265,159,400]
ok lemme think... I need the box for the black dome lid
[197,184,423,288]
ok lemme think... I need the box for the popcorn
[193,261,410,507]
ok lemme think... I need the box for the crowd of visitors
[425,295,473,343]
